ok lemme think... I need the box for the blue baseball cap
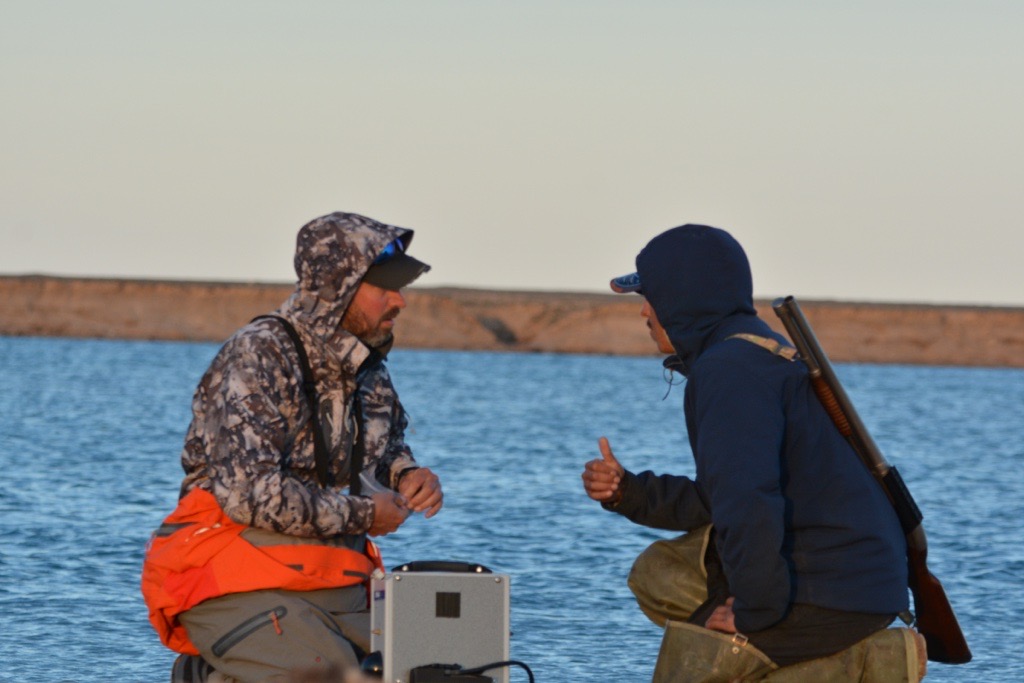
[609,272,642,294]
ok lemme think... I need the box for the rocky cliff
[2,276,1022,368]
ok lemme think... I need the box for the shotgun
[772,296,971,665]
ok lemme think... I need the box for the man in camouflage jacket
[173,212,443,682]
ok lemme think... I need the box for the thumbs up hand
[582,436,626,504]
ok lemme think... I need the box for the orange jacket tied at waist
[141,488,383,654]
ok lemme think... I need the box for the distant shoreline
[2,275,1022,368]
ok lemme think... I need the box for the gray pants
[179,586,370,683]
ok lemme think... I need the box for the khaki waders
[628,526,927,682]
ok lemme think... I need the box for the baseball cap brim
[363,253,431,291]
[610,272,642,294]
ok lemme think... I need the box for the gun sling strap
[728,333,798,361]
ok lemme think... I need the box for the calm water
[1,336,1021,682]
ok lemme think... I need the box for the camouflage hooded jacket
[179,213,419,538]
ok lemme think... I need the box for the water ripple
[1,340,1021,681]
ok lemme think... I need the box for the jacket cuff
[394,465,420,489]
[348,494,376,535]
[601,470,638,514]
[389,453,418,488]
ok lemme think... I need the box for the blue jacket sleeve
[688,358,793,632]
[607,469,712,532]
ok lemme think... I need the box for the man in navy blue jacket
[582,224,909,671]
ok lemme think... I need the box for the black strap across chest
[251,315,363,494]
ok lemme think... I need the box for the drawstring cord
[662,366,684,400]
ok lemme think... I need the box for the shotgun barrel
[772,296,971,664]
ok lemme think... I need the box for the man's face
[341,281,407,347]
[641,298,675,355]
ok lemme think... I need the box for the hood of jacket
[636,224,758,375]
[277,212,413,354]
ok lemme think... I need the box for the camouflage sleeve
[358,362,418,490]
[181,328,375,537]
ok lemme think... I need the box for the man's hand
[397,467,443,519]
[368,491,410,536]
[582,437,625,504]
[704,597,738,634]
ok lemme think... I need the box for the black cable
[457,660,535,683]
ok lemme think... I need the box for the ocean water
[0,336,1021,682]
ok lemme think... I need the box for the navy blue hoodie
[616,225,908,633]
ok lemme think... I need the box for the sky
[2,1,1022,306]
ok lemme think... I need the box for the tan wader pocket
[653,620,778,683]
[628,525,713,626]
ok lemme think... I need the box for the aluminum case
[370,569,511,683]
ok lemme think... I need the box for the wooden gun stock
[907,532,972,664]
[772,296,971,664]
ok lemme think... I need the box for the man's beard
[341,306,400,348]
